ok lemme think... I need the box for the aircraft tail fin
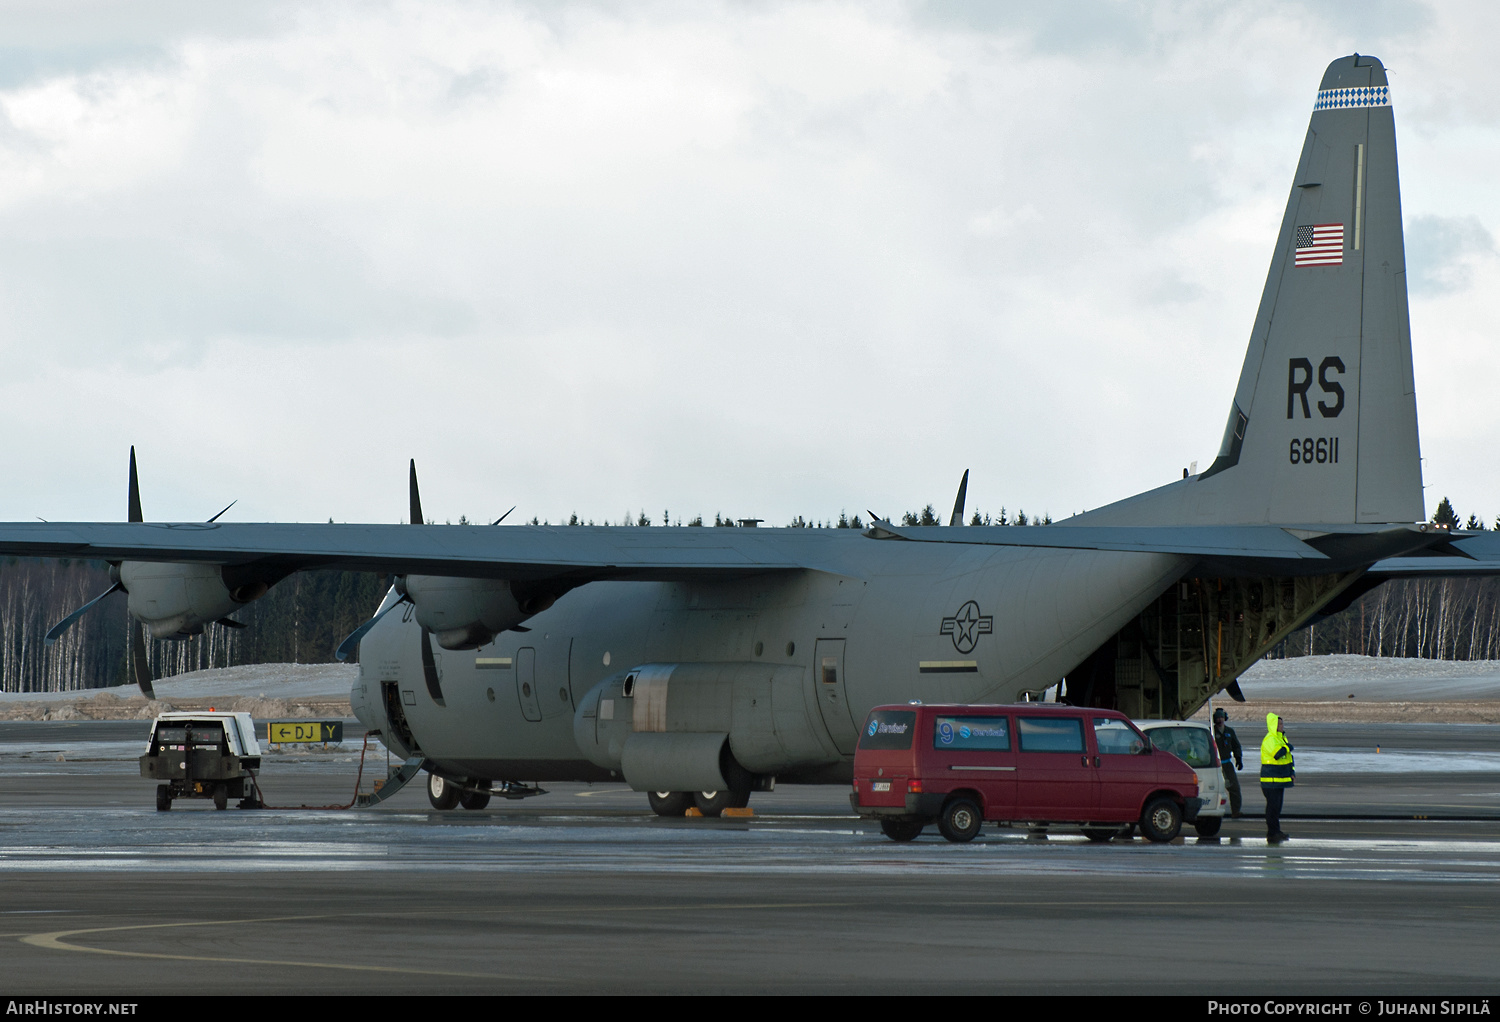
[1081,54,1423,527]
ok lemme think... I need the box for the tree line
[0,495,1492,692]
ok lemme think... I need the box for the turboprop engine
[397,575,555,650]
[118,561,272,640]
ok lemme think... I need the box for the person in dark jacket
[1260,712,1295,843]
[1212,707,1243,817]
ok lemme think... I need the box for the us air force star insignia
[940,600,993,654]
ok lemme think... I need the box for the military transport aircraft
[7,54,1500,816]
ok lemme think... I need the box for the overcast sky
[0,1,1495,528]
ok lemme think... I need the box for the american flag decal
[1294,223,1344,266]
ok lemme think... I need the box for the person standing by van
[1212,708,1243,817]
[1260,712,1294,843]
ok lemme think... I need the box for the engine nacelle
[573,662,842,790]
[400,575,552,650]
[118,561,270,640]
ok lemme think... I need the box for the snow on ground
[0,663,356,705]
[1237,655,1500,702]
[3,655,1500,708]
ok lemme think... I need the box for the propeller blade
[128,447,143,523]
[334,596,409,662]
[949,469,970,526]
[131,618,156,701]
[207,500,237,523]
[491,506,516,526]
[44,582,124,646]
[1225,679,1247,703]
[420,627,445,707]
[409,459,424,526]
[214,617,247,630]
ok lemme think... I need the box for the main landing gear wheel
[692,789,750,818]
[427,773,461,810]
[1140,797,1183,843]
[880,819,924,842]
[459,780,492,810]
[212,784,228,811]
[1194,816,1223,838]
[648,791,693,817]
[155,784,171,812]
[937,797,982,843]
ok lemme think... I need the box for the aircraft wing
[0,519,1478,582]
[872,521,1478,576]
[0,522,822,581]
[1368,530,1500,577]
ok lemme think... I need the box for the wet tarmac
[1,721,1499,993]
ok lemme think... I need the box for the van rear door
[854,708,918,808]
[1014,713,1097,820]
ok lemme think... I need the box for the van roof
[871,703,1129,718]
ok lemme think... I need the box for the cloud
[1405,213,1496,295]
[0,2,1494,527]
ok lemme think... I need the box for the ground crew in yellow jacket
[1260,712,1294,843]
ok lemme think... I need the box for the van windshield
[1146,726,1215,768]
[860,710,917,750]
[934,716,1010,751]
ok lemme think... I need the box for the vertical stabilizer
[1079,55,1423,527]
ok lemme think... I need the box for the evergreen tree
[1433,497,1459,528]
[918,504,939,526]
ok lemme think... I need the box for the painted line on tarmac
[19,915,521,980]
[16,899,864,974]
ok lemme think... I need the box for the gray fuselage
[350,530,1186,785]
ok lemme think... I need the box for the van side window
[1016,716,1085,753]
[859,710,917,750]
[1092,718,1146,755]
[934,716,1010,750]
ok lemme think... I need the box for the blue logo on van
[959,726,972,740]
[938,722,954,745]
[867,720,879,737]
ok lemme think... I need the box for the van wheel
[648,791,692,817]
[427,773,461,811]
[155,785,171,812]
[1140,797,1183,842]
[937,798,982,843]
[880,819,924,842]
[459,780,492,810]
[693,790,750,818]
[1194,816,1223,837]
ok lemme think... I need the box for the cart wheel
[212,785,228,811]
[155,784,171,812]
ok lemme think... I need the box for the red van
[851,703,1201,843]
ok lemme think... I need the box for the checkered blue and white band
[1314,85,1391,111]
